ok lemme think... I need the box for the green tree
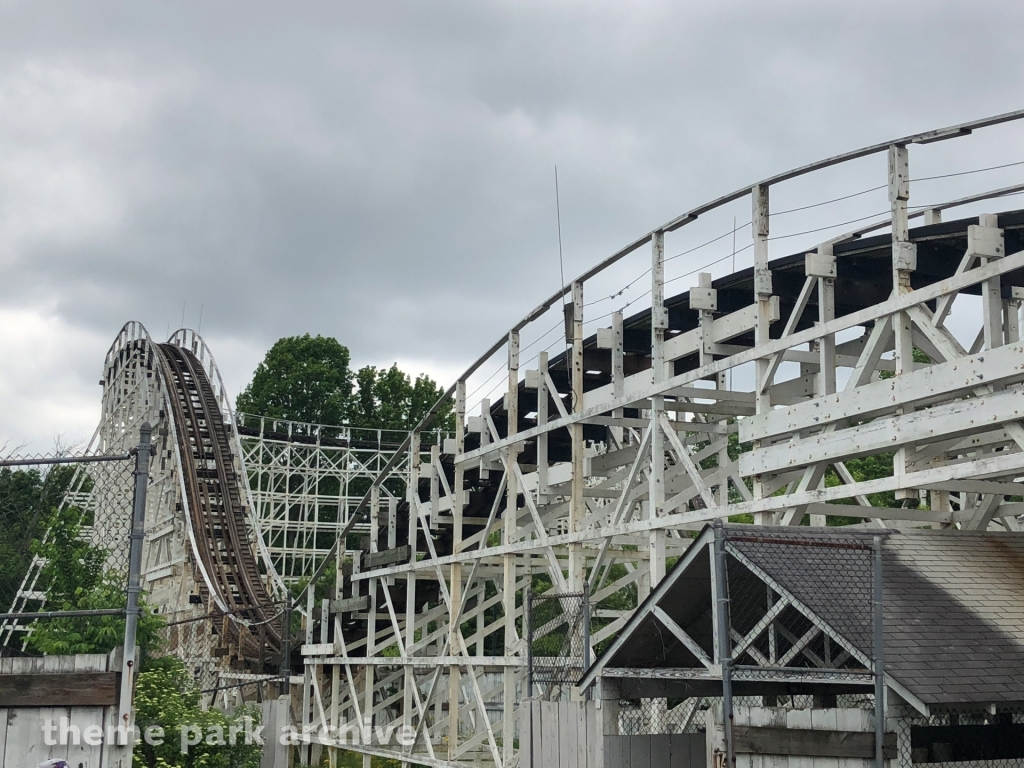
[25,504,163,656]
[236,334,353,426]
[237,334,452,432]
[349,364,452,432]
[133,656,262,768]
[0,465,75,609]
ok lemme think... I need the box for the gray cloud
[1,0,1023,448]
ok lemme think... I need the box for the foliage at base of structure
[320,750,403,767]
[133,656,262,768]
[25,504,164,656]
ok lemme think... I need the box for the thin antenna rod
[198,304,204,334]
[555,165,566,301]
[180,300,186,330]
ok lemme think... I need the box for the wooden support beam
[0,672,119,706]
[732,725,896,759]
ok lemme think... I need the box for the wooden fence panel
[604,734,706,768]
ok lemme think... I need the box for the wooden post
[569,282,586,591]
[503,331,520,764]
[403,431,420,747]
[611,311,625,447]
[363,483,380,767]
[537,352,550,498]
[448,378,466,760]
[649,232,667,586]
[890,144,918,503]
[752,183,773,523]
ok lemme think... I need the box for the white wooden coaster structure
[298,110,1024,768]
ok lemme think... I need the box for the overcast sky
[1,0,1023,451]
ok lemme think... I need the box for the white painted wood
[743,340,1024,442]
[542,701,559,768]
[742,384,1024,476]
[568,701,583,768]
[0,709,7,766]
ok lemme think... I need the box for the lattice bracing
[295,111,1024,768]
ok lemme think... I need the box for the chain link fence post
[713,520,734,767]
[526,586,534,699]
[280,592,293,696]
[119,421,153,731]
[873,534,885,768]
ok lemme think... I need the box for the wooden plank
[631,735,651,768]
[834,708,865,768]
[542,701,559,768]
[810,708,839,768]
[0,673,119,707]
[604,736,622,768]
[576,701,588,768]
[521,699,532,768]
[563,701,579,768]
[649,734,671,768]
[0,709,7,764]
[740,341,1024,442]
[740,384,1024,476]
[67,705,105,767]
[587,701,601,768]
[690,732,708,768]
[786,710,813,768]
[4,706,69,765]
[73,653,109,673]
[763,707,788,768]
[743,707,763,768]
[732,726,896,758]
[363,544,412,570]
[330,595,369,613]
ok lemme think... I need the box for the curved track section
[4,321,283,661]
[157,341,280,645]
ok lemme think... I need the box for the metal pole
[873,535,885,767]
[713,521,734,766]
[582,582,591,671]
[0,608,125,621]
[526,587,533,698]
[280,594,293,696]
[582,582,591,700]
[0,453,132,467]
[119,421,152,732]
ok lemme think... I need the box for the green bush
[133,657,263,768]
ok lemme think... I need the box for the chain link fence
[715,523,886,765]
[722,527,880,680]
[527,588,590,688]
[0,450,137,654]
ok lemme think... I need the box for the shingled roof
[583,524,1024,708]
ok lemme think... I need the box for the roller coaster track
[157,343,280,650]
[7,109,1024,764]
[3,325,282,670]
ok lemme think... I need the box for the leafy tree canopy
[26,504,163,656]
[236,334,353,426]
[237,335,452,431]
[0,465,75,609]
[350,364,451,432]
